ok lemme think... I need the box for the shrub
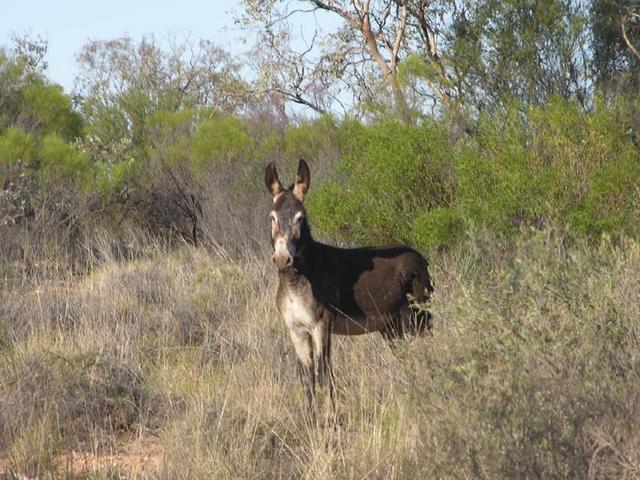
[568,156,640,238]
[38,133,92,190]
[410,207,465,252]
[456,97,640,239]
[308,119,456,246]
[309,97,640,253]
[191,114,254,176]
[404,229,640,478]
[0,127,34,173]
[21,82,83,140]
[283,114,340,170]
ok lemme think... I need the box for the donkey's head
[265,159,312,272]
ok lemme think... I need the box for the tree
[591,0,640,97]
[0,41,94,263]
[75,35,248,155]
[0,38,82,140]
[72,36,250,245]
[240,0,456,122]
[240,0,598,120]
[446,0,591,112]
[622,7,640,61]
[1,40,84,227]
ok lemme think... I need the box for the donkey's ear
[293,158,311,202]
[265,162,284,201]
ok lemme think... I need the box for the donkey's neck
[278,268,310,289]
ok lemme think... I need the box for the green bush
[283,114,338,162]
[455,108,558,236]
[0,127,34,176]
[569,156,640,237]
[38,133,92,190]
[0,53,82,139]
[309,97,640,253]
[410,207,465,252]
[457,97,640,239]
[308,119,456,246]
[21,82,83,140]
[191,115,254,175]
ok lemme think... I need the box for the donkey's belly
[331,313,389,335]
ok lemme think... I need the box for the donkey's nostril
[272,255,277,265]
[286,256,293,266]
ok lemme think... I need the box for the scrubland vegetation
[2,1,640,478]
[2,231,639,478]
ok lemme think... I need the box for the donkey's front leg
[312,318,335,415]
[289,330,316,414]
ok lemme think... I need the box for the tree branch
[390,1,407,70]
[621,12,640,61]
[276,88,328,114]
[308,0,360,27]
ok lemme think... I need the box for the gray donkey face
[264,159,311,272]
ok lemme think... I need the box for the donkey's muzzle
[272,253,293,271]
[272,236,295,271]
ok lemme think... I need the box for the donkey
[265,159,433,412]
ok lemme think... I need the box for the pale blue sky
[1,0,319,93]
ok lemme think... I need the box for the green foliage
[410,207,465,252]
[0,46,86,188]
[93,158,140,201]
[145,109,195,169]
[398,53,441,86]
[308,119,456,245]
[2,32,639,258]
[0,127,34,175]
[449,0,590,110]
[76,35,246,164]
[0,50,82,140]
[191,115,254,174]
[254,131,283,161]
[569,157,640,237]
[21,83,83,140]
[456,116,541,234]
[283,115,338,161]
[309,97,640,253]
[457,97,640,239]
[38,133,92,191]
[0,127,91,193]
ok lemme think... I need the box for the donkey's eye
[293,212,305,224]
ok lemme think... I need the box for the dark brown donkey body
[265,159,433,410]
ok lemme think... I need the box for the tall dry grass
[1,228,639,478]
